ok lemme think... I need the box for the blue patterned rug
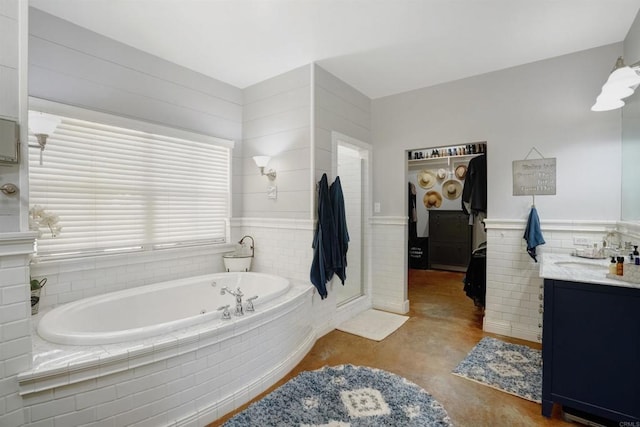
[224,364,453,426]
[452,336,542,403]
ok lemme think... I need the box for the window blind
[29,112,230,258]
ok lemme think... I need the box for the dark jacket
[462,154,487,214]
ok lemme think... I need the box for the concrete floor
[212,269,572,426]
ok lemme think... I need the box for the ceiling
[29,0,640,99]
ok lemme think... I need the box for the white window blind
[29,112,230,258]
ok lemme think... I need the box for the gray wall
[241,65,312,219]
[371,43,623,222]
[28,8,244,216]
[313,64,371,179]
[622,11,640,220]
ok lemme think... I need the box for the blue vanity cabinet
[542,279,640,422]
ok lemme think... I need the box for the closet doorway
[333,133,370,306]
[406,142,487,310]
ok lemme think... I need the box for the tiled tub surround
[19,279,315,426]
[37,272,291,345]
[29,244,235,310]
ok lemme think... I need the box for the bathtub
[22,273,315,426]
[37,272,291,345]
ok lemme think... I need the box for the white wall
[372,43,623,221]
[242,65,312,219]
[371,43,626,333]
[0,0,25,233]
[314,64,371,180]
[0,1,30,426]
[28,8,244,217]
[24,10,245,305]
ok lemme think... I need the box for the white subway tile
[54,407,97,426]
[0,408,26,427]
[95,397,133,421]
[75,385,117,410]
[30,396,75,422]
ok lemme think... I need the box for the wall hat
[455,164,467,180]
[418,170,436,189]
[423,190,442,208]
[442,180,462,200]
[436,168,447,180]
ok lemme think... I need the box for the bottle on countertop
[616,256,624,276]
[609,257,617,275]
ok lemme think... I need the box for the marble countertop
[540,253,640,289]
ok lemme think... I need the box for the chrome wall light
[28,111,61,165]
[592,56,640,112]
[253,155,276,180]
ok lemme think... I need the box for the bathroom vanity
[539,254,640,422]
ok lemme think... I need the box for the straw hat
[436,168,447,180]
[442,180,463,200]
[455,164,467,180]
[417,170,436,189]
[423,191,442,208]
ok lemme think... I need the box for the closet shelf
[408,153,480,165]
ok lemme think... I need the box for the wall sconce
[592,56,640,112]
[28,111,61,165]
[253,155,277,180]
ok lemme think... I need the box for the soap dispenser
[609,256,617,275]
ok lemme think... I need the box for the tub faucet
[239,235,255,257]
[221,286,244,316]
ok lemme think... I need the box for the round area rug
[223,364,453,426]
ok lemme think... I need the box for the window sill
[30,242,236,275]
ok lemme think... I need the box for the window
[29,109,231,258]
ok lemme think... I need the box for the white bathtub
[37,272,290,345]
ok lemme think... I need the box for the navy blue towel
[330,176,349,284]
[523,206,545,262]
[310,174,338,299]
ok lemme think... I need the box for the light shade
[28,111,61,135]
[591,57,640,112]
[253,156,270,168]
[605,66,640,89]
[591,97,625,112]
[600,83,634,99]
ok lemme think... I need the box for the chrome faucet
[238,235,255,257]
[246,295,258,312]
[221,286,244,316]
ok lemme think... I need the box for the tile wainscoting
[370,216,409,314]
[484,218,618,343]
[0,233,38,427]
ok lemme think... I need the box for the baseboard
[335,295,372,327]
[483,319,540,343]
[373,299,410,315]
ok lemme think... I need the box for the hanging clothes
[464,242,486,307]
[408,182,418,240]
[330,176,349,284]
[461,153,487,218]
[310,174,340,299]
[524,206,545,262]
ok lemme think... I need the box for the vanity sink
[553,261,606,271]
